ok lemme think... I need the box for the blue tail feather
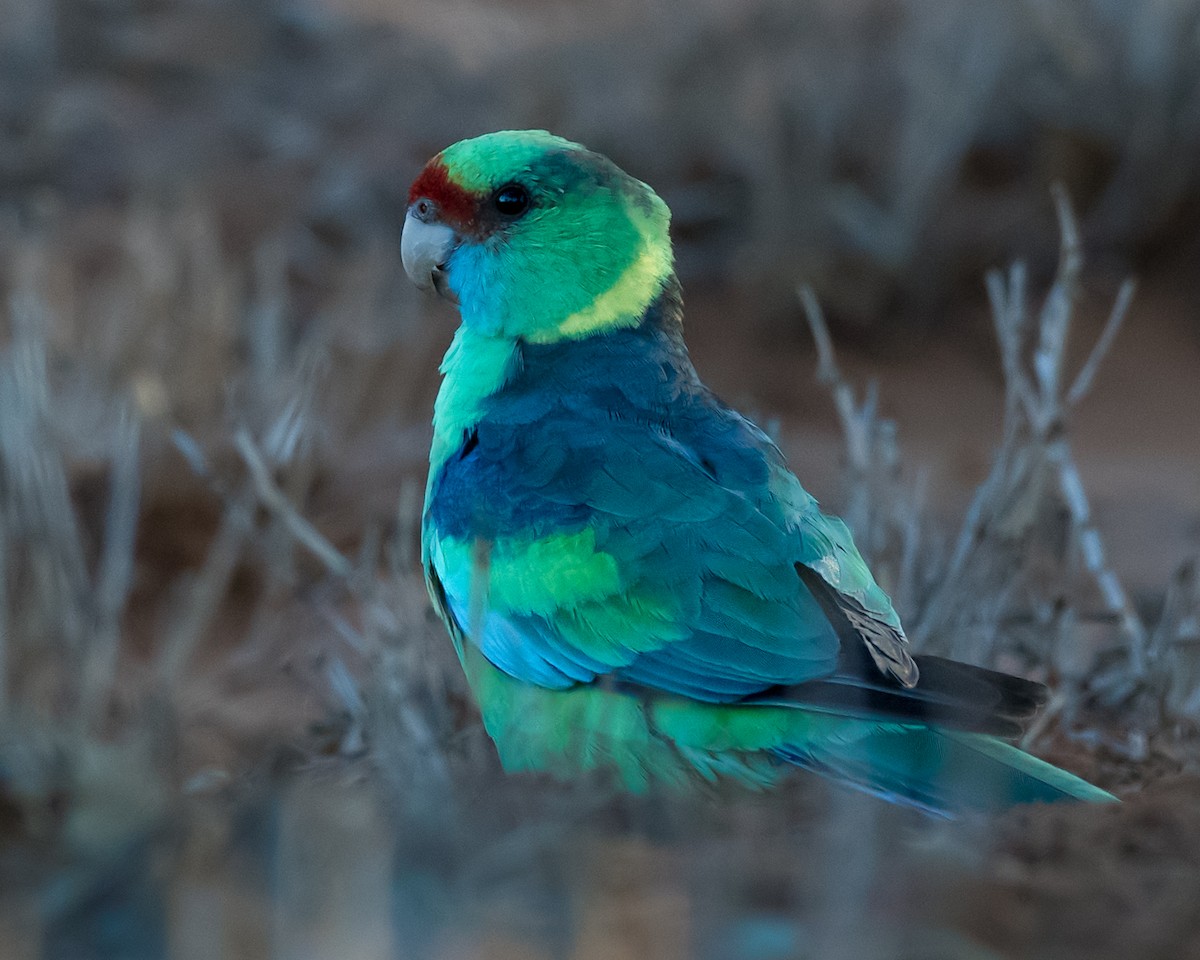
[774,724,1116,817]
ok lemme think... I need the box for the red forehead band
[408,160,478,227]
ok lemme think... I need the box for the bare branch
[157,489,253,685]
[798,284,871,472]
[1029,186,1083,422]
[1067,278,1137,407]
[1050,183,1084,290]
[80,408,143,726]
[798,284,841,387]
[1054,443,1148,671]
[233,428,353,580]
[986,264,1038,426]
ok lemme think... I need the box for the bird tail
[775,724,1117,818]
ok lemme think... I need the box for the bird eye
[494,184,530,216]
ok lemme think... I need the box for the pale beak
[401,210,459,301]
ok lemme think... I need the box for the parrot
[401,129,1116,816]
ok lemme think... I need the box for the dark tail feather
[775,725,1117,818]
[915,654,1048,719]
[792,561,1049,734]
[752,653,1049,738]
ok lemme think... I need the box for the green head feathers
[404,130,673,343]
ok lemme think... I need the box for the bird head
[402,130,673,343]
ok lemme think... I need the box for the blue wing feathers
[428,314,896,698]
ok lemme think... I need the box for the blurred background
[1,1,1198,958]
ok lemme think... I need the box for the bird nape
[402,129,1116,817]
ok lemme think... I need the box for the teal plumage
[404,130,1117,815]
